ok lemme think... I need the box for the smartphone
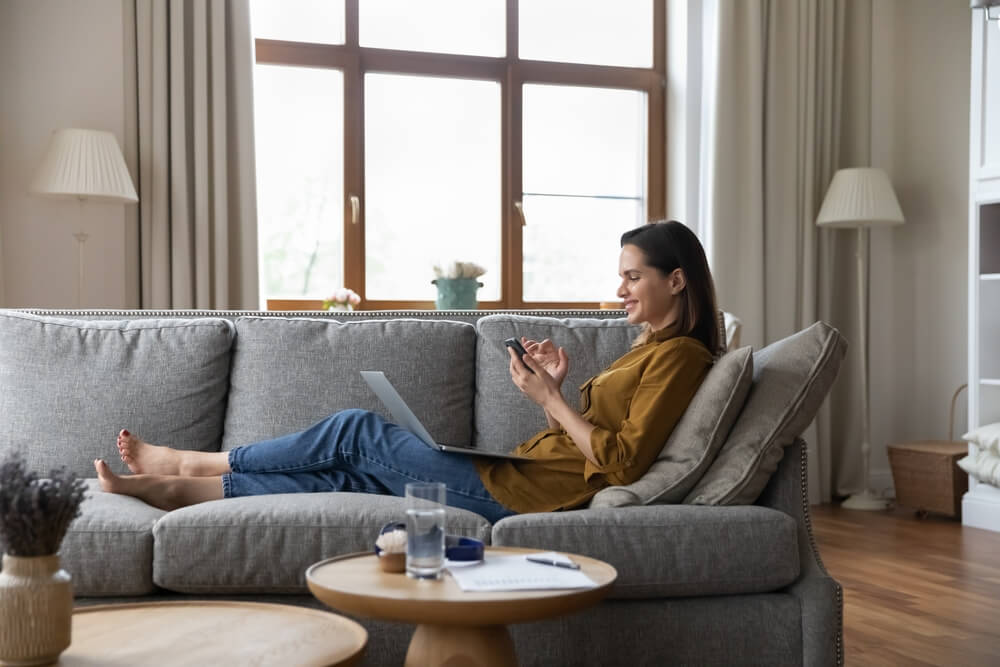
[503,337,535,374]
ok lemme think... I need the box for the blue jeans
[223,409,517,524]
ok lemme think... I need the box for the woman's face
[616,244,685,330]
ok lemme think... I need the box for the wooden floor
[811,504,1000,666]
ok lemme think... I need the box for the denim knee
[331,408,374,429]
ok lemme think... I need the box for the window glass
[522,83,646,302]
[522,195,640,302]
[254,65,344,300]
[519,0,652,68]
[360,0,505,57]
[523,84,646,196]
[364,73,502,301]
[250,0,345,44]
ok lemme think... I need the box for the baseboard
[963,482,1000,533]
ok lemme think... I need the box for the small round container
[374,521,407,574]
[376,552,406,573]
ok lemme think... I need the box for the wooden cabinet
[966,11,1000,532]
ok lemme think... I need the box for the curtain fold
[704,0,859,503]
[0,226,5,307]
[132,0,259,309]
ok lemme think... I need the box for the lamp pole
[842,226,890,510]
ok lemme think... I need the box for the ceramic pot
[0,554,72,666]
[432,278,483,310]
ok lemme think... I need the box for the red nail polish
[122,430,130,437]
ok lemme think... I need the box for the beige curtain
[131,0,259,309]
[704,0,867,503]
[0,227,5,307]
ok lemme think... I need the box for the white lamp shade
[816,167,903,228]
[30,128,138,203]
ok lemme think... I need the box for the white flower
[432,260,487,280]
[375,528,407,553]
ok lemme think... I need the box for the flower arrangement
[432,261,487,281]
[0,453,87,557]
[322,287,361,311]
[374,523,407,573]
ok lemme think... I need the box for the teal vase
[432,278,483,310]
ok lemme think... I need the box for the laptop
[360,370,531,461]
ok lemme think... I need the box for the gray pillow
[590,346,753,508]
[473,314,638,453]
[222,316,477,450]
[0,311,235,478]
[684,321,847,505]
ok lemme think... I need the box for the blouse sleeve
[583,341,711,486]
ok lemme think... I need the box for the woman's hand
[521,337,569,387]
[508,346,563,409]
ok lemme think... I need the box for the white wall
[0,0,132,309]
[866,0,971,494]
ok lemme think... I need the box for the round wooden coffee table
[60,601,367,666]
[306,546,617,667]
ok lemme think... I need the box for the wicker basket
[888,441,968,518]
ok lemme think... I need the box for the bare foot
[94,459,223,511]
[117,429,183,475]
[116,430,231,477]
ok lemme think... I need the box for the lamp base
[841,490,890,511]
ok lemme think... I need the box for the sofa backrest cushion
[473,314,637,452]
[0,311,235,477]
[222,316,477,449]
[684,321,847,505]
[589,346,753,508]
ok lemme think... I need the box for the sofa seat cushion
[490,505,799,599]
[0,311,235,478]
[474,314,637,452]
[152,492,492,593]
[60,479,166,596]
[223,317,477,450]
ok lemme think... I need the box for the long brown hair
[620,220,719,352]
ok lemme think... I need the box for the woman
[96,221,718,522]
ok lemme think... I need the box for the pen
[526,556,581,570]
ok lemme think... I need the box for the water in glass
[405,482,447,579]
[405,506,445,579]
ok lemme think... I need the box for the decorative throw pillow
[963,422,1000,456]
[683,321,847,506]
[957,448,1000,486]
[0,311,236,478]
[589,346,753,508]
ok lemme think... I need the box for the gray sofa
[0,309,846,666]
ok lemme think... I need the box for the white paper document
[446,552,598,592]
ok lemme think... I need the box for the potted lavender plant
[0,453,86,666]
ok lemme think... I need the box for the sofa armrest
[756,438,844,667]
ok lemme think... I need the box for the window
[251,0,664,309]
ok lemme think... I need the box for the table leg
[405,624,517,667]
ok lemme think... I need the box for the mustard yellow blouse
[476,331,713,514]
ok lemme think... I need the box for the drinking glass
[405,482,446,579]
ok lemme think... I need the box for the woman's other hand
[521,337,569,387]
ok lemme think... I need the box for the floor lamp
[30,128,138,307]
[817,167,904,510]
